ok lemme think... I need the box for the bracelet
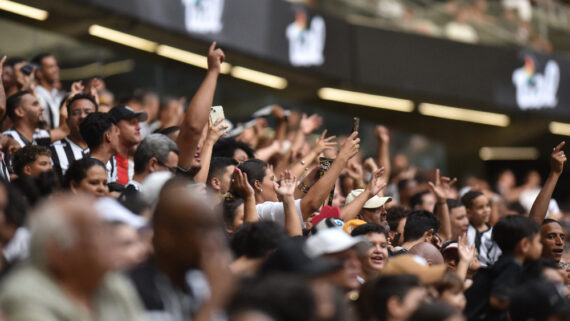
[298,182,311,193]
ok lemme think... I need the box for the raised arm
[375,125,391,184]
[177,42,225,169]
[341,168,385,221]
[275,170,302,236]
[194,118,227,183]
[300,131,360,219]
[529,141,566,224]
[289,130,336,179]
[0,56,7,121]
[428,169,456,242]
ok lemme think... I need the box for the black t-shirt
[465,255,523,321]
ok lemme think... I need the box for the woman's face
[259,167,278,202]
[74,165,109,198]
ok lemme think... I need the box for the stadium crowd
[0,42,567,321]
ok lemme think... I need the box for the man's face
[68,99,96,138]
[117,118,142,147]
[541,222,566,262]
[19,93,45,125]
[361,206,387,226]
[40,55,60,84]
[363,232,389,273]
[450,206,469,239]
[26,154,52,178]
[323,248,362,291]
[218,165,236,194]
[155,151,179,173]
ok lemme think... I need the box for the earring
[259,189,263,192]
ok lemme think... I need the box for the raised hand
[207,42,225,74]
[375,125,390,143]
[300,113,323,135]
[551,141,566,176]
[271,105,285,120]
[366,167,387,196]
[363,157,379,173]
[312,130,336,154]
[70,80,84,97]
[458,233,475,264]
[338,131,360,160]
[231,168,254,198]
[274,170,297,197]
[428,168,457,201]
[0,56,6,79]
[206,117,228,143]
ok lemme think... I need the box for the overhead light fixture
[549,121,570,136]
[0,0,48,20]
[231,66,288,89]
[317,88,414,112]
[418,103,510,127]
[479,147,539,161]
[156,45,231,74]
[88,25,157,53]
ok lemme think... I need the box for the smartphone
[210,105,225,126]
[20,64,34,76]
[351,117,360,133]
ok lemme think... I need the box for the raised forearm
[243,194,258,223]
[177,70,219,168]
[193,139,215,183]
[283,196,302,236]
[290,150,318,179]
[434,201,451,242]
[530,173,560,224]
[377,140,390,183]
[340,190,369,221]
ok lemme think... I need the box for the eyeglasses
[156,159,177,174]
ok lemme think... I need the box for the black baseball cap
[108,105,148,123]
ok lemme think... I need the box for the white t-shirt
[256,199,303,228]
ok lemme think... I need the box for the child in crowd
[465,215,542,321]
[462,191,501,267]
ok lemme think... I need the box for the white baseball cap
[304,227,369,258]
[345,189,392,209]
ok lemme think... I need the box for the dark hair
[387,206,409,232]
[213,137,255,160]
[446,198,464,210]
[0,180,28,228]
[492,215,540,254]
[30,53,53,67]
[6,91,31,120]
[237,159,268,189]
[365,275,422,321]
[4,57,25,67]
[66,93,98,116]
[64,157,106,188]
[230,221,287,258]
[11,145,51,176]
[522,257,561,282]
[410,191,431,209]
[461,190,484,209]
[221,198,244,231]
[542,218,563,227]
[228,275,316,321]
[434,271,463,294]
[352,223,387,237]
[407,302,460,321]
[207,157,238,187]
[403,210,440,243]
[79,112,115,150]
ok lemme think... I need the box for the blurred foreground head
[29,192,113,290]
[152,176,224,271]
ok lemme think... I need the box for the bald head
[409,242,444,266]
